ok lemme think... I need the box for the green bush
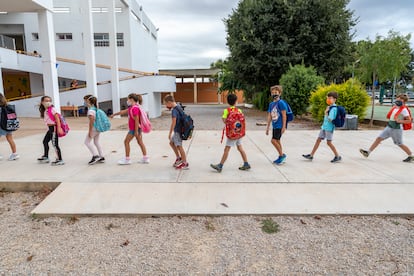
[252,88,270,111]
[309,78,370,122]
[280,64,325,115]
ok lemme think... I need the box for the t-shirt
[222,106,242,119]
[44,107,57,125]
[87,108,96,118]
[321,104,337,132]
[388,106,410,129]
[267,100,287,129]
[128,105,140,131]
[172,105,184,133]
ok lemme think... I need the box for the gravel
[0,192,413,274]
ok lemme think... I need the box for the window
[56,33,72,40]
[92,7,122,13]
[93,33,124,47]
[53,7,70,13]
[32,33,39,40]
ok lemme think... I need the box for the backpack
[178,107,194,140]
[47,107,70,137]
[387,106,413,130]
[137,105,152,133]
[225,107,245,140]
[0,105,20,131]
[278,100,294,126]
[329,105,346,128]
[91,107,111,132]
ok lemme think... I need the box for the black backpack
[329,105,346,128]
[178,108,194,140]
[1,105,20,131]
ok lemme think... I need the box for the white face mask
[43,102,52,108]
[127,101,132,107]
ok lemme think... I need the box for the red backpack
[386,106,413,130]
[222,107,245,142]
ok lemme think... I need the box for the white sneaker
[8,153,20,161]
[118,158,131,165]
[139,156,150,164]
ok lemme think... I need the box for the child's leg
[124,133,134,158]
[236,144,248,163]
[326,140,339,156]
[170,132,181,158]
[271,139,283,156]
[93,132,104,157]
[369,137,384,152]
[135,131,147,156]
[398,144,412,156]
[5,133,17,153]
[84,134,98,156]
[220,146,231,164]
[177,145,187,163]
[52,128,62,160]
[310,138,322,156]
[42,127,53,157]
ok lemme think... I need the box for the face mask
[43,102,52,108]
[394,100,403,107]
[127,101,132,107]
[326,99,333,105]
[272,94,280,100]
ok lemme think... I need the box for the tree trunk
[369,73,376,127]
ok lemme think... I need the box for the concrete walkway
[1,129,413,216]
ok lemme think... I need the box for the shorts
[171,132,182,146]
[318,129,334,141]
[0,128,12,137]
[378,126,403,145]
[128,129,142,136]
[226,137,242,147]
[272,128,282,140]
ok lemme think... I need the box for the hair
[227,93,238,106]
[270,85,283,94]
[136,94,143,105]
[83,94,93,100]
[87,96,97,107]
[127,93,139,104]
[164,95,175,103]
[396,93,408,102]
[39,96,52,118]
[327,91,338,99]
[0,94,7,107]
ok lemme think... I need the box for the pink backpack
[47,107,70,137]
[130,105,151,133]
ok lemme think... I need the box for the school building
[0,0,176,118]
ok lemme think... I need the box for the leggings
[84,129,103,157]
[43,125,62,160]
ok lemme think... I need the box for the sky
[138,0,414,70]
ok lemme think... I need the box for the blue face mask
[395,100,403,107]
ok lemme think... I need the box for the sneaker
[98,157,105,163]
[88,155,100,165]
[331,156,342,163]
[402,156,414,163]
[274,154,287,165]
[51,160,65,166]
[8,153,19,161]
[173,157,182,167]
[239,164,251,171]
[359,149,369,158]
[140,156,150,164]
[210,163,223,173]
[176,162,189,170]
[302,154,313,160]
[37,156,50,163]
[118,158,131,165]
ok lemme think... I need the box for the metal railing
[0,34,16,50]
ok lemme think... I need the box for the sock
[218,163,223,168]
[125,157,130,160]
[243,162,249,166]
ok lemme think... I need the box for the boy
[360,94,413,162]
[210,94,251,172]
[302,91,342,163]
[266,85,287,164]
[164,95,188,170]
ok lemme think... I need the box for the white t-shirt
[390,106,409,121]
[87,109,96,118]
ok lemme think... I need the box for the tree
[210,59,245,95]
[225,0,355,92]
[355,31,412,126]
[279,64,324,115]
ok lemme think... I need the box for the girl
[0,94,19,161]
[84,96,105,165]
[111,93,149,165]
[38,96,64,165]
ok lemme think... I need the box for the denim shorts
[128,129,142,136]
[171,132,182,146]
[318,129,334,141]
[0,128,12,137]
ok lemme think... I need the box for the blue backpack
[278,100,294,125]
[329,105,346,127]
[91,107,111,132]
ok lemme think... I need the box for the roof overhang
[0,0,53,13]
[159,68,220,78]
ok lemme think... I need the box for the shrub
[280,64,325,116]
[309,78,370,122]
[252,88,270,111]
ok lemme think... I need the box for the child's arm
[396,114,412,124]
[134,113,140,136]
[110,109,128,118]
[281,109,287,133]
[168,117,176,140]
[88,113,94,138]
[266,112,271,135]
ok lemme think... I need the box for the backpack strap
[47,106,56,122]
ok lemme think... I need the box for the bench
[60,106,79,117]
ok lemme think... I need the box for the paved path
[1,129,413,216]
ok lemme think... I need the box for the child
[38,96,64,165]
[360,94,413,162]
[111,93,149,165]
[266,85,287,165]
[164,95,188,170]
[84,96,105,165]
[210,93,250,172]
[0,94,19,161]
[302,91,341,163]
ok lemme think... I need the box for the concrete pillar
[0,66,4,95]
[193,74,197,104]
[38,9,60,110]
[107,0,120,114]
[81,0,98,97]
